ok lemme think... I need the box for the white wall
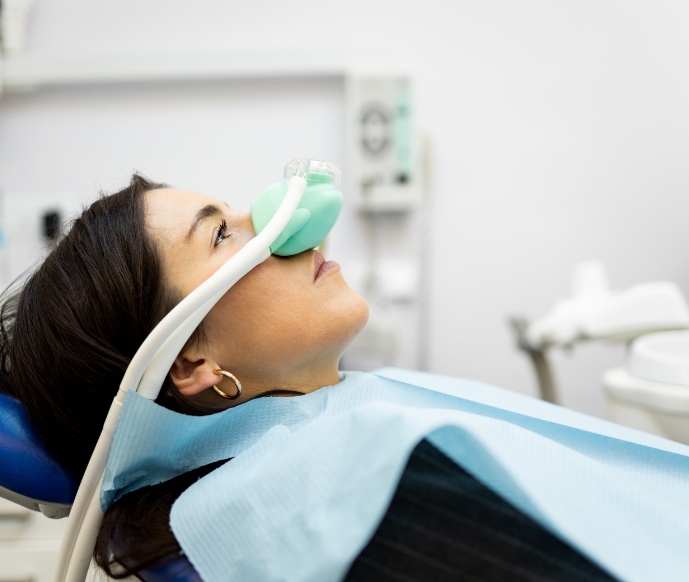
[2,0,689,417]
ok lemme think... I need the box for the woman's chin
[354,293,370,328]
[342,291,370,338]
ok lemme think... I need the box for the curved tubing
[136,242,271,399]
[54,173,308,582]
[54,398,121,582]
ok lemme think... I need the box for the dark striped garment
[345,439,619,582]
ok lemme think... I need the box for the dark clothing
[344,439,618,582]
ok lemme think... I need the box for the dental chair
[0,391,200,582]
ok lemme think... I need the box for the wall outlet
[1,191,85,286]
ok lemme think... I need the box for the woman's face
[145,188,368,406]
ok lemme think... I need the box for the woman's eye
[214,219,229,246]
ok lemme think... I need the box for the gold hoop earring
[212,370,242,400]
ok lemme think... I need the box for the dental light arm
[511,262,689,405]
[55,159,343,582]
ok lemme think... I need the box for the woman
[0,175,623,581]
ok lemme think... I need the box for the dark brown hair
[0,174,213,577]
[97,458,228,578]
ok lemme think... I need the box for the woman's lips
[313,250,340,282]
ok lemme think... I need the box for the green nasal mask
[250,166,344,256]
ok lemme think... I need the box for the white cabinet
[0,498,66,582]
[0,498,131,582]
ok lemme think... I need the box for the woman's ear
[169,352,222,397]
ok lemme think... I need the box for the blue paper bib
[103,369,689,582]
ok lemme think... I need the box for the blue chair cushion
[0,392,78,504]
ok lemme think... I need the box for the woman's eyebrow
[186,204,222,241]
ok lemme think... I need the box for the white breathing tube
[53,162,309,582]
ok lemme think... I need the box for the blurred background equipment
[340,74,429,371]
[603,332,689,445]
[512,261,689,444]
[347,75,419,212]
[0,0,35,56]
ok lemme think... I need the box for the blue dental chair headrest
[0,393,199,581]
[0,392,78,518]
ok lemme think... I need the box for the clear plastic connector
[283,159,341,185]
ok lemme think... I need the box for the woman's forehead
[145,189,214,241]
[146,188,216,213]
[146,188,226,226]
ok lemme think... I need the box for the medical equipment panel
[346,75,419,212]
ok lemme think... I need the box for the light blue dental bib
[102,369,689,582]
